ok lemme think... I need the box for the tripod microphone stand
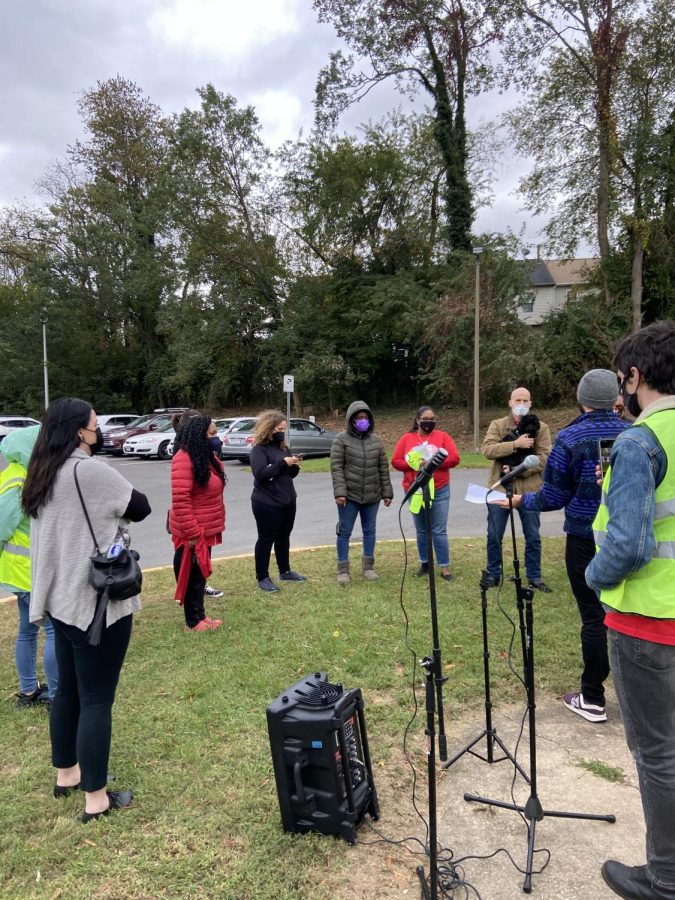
[462,484,616,893]
[410,481,448,900]
[442,565,528,782]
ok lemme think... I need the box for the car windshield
[156,421,175,432]
[126,414,155,428]
[230,420,254,433]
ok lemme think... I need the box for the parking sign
[283,375,295,393]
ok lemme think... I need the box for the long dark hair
[178,415,224,487]
[410,405,433,432]
[22,398,92,518]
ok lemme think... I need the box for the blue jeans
[486,503,542,582]
[610,629,675,890]
[15,591,58,699]
[336,501,379,562]
[412,484,450,568]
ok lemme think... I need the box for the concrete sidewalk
[435,688,644,898]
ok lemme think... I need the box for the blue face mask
[208,436,222,454]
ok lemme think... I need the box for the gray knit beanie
[577,369,618,410]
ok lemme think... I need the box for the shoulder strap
[73,461,101,554]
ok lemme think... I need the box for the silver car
[221,418,337,462]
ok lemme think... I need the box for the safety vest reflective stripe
[655,498,675,519]
[653,542,675,559]
[5,541,30,557]
[0,476,24,493]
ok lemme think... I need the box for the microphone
[403,448,449,501]
[489,454,540,490]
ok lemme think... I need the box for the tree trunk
[630,231,643,332]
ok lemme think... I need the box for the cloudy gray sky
[0,0,547,249]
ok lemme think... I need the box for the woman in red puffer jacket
[169,415,226,632]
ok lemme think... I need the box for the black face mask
[619,373,642,418]
[208,436,222,455]
[419,420,436,434]
[272,431,285,444]
[84,426,104,455]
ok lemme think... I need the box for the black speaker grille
[295,682,343,707]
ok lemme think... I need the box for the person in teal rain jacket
[0,425,57,708]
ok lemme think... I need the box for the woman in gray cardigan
[330,400,393,583]
[23,398,150,823]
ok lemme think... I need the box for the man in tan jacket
[481,387,552,591]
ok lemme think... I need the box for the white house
[517,258,600,325]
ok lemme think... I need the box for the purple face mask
[354,418,370,433]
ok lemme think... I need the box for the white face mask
[512,404,530,417]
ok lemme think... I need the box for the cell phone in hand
[598,438,615,476]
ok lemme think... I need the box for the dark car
[221,418,338,462]
[102,408,187,455]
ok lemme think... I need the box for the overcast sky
[0,0,550,252]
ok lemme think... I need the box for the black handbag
[74,462,142,646]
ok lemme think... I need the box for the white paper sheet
[465,483,505,504]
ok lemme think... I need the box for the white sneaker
[204,585,224,598]
[562,691,607,722]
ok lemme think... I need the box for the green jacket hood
[345,400,374,432]
[0,424,40,467]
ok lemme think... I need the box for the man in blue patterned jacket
[503,369,629,723]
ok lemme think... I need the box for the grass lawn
[0,539,582,899]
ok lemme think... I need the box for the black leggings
[50,614,132,792]
[173,546,210,628]
[252,500,296,580]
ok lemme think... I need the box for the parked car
[102,408,187,455]
[0,416,41,445]
[221,418,337,462]
[97,414,139,434]
[167,417,255,458]
[123,421,176,460]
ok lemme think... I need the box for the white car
[123,422,176,460]
[166,417,249,458]
[0,416,41,445]
[97,414,139,434]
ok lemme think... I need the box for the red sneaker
[186,619,221,632]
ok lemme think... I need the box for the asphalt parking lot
[107,456,566,568]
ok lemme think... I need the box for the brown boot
[337,560,350,585]
[362,556,379,581]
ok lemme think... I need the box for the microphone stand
[442,561,529,781]
[462,483,616,893]
[414,480,448,900]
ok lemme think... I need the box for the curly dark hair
[22,398,92,518]
[177,415,225,487]
[614,320,675,394]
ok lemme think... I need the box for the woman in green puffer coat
[330,400,393,584]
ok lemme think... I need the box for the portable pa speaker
[266,671,380,844]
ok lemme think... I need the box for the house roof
[529,258,600,287]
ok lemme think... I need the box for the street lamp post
[40,307,49,409]
[472,247,483,453]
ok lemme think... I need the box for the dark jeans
[173,546,210,628]
[486,502,542,582]
[252,500,296,580]
[565,534,609,705]
[336,500,379,562]
[50,614,132,792]
[610,629,675,890]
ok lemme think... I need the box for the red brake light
[246,436,254,443]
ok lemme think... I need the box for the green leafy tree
[312,0,506,252]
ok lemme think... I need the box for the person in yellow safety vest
[0,424,57,708]
[586,320,675,900]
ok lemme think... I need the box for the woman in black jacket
[249,411,305,593]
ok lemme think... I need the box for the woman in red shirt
[169,415,226,631]
[391,406,460,581]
